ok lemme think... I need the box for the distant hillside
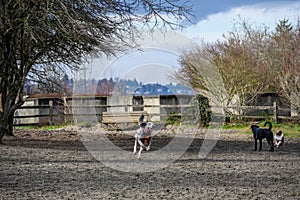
[24,75,194,96]
[133,83,194,96]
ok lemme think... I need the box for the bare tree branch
[0,0,193,140]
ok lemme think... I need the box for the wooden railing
[13,102,299,126]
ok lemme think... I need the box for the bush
[166,111,181,125]
[186,94,211,127]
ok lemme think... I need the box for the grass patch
[272,123,300,138]
[223,123,249,130]
[223,122,300,139]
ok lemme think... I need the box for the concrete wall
[107,96,132,112]
[143,96,161,121]
[14,99,39,125]
[11,93,299,126]
[69,96,107,123]
[14,95,195,125]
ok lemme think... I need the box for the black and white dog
[251,122,274,151]
[133,115,154,158]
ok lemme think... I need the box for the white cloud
[85,31,196,80]
[80,1,300,82]
[182,1,300,43]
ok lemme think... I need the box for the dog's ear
[138,115,145,125]
[139,114,144,122]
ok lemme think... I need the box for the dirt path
[0,127,299,199]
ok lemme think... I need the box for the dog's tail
[138,114,144,125]
[264,122,272,130]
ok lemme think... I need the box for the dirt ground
[0,125,299,200]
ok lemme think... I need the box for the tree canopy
[0,0,192,141]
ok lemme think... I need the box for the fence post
[273,102,278,123]
[49,100,53,126]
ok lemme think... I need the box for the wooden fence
[13,104,192,126]
[13,102,299,126]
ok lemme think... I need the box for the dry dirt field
[0,125,299,200]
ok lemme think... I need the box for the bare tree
[176,18,300,119]
[175,19,270,109]
[175,45,228,108]
[0,0,192,142]
[270,19,300,114]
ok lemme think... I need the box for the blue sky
[183,0,300,42]
[82,0,300,85]
[184,0,296,23]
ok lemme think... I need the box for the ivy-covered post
[273,102,278,123]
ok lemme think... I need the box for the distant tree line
[25,75,194,96]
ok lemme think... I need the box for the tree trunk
[0,116,9,143]
[0,130,6,144]
[7,114,15,136]
[0,111,17,143]
[0,92,22,143]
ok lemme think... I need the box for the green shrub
[184,94,211,127]
[166,111,181,125]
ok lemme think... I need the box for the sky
[183,0,300,42]
[80,0,300,85]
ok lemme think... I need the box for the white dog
[133,115,155,158]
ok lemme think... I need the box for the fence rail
[13,102,299,126]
